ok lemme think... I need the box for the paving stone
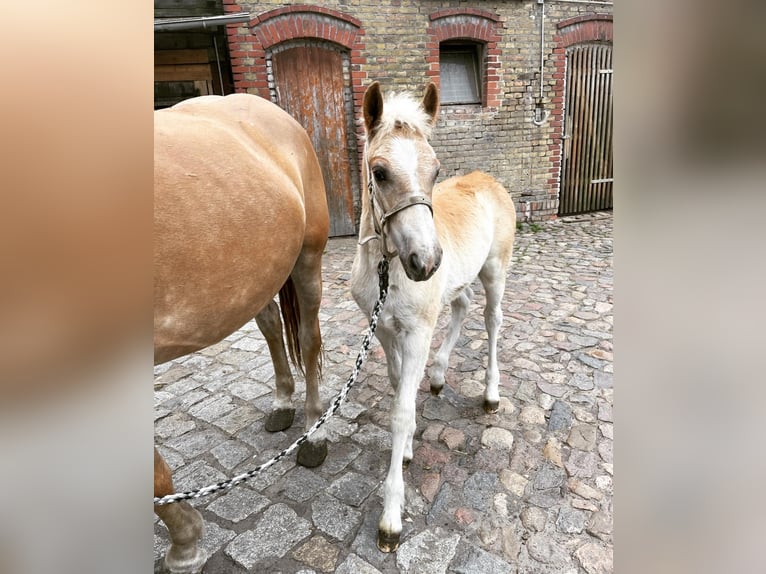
[556,506,587,534]
[597,401,613,422]
[211,404,264,435]
[450,540,515,574]
[421,396,460,421]
[526,533,569,566]
[335,553,382,574]
[395,528,460,574]
[499,470,528,497]
[574,542,613,574]
[463,471,497,511]
[173,460,228,493]
[164,427,228,459]
[548,399,573,432]
[480,427,514,451]
[277,466,329,503]
[520,506,548,531]
[565,450,599,478]
[154,412,196,439]
[567,478,603,501]
[197,521,236,556]
[206,487,269,523]
[536,379,568,397]
[587,510,613,541]
[328,471,379,507]
[518,405,546,425]
[598,438,613,463]
[225,504,311,569]
[210,440,251,470]
[350,423,391,451]
[320,441,362,475]
[291,535,339,573]
[567,424,598,451]
[311,493,362,541]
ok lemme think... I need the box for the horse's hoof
[265,408,295,432]
[402,457,411,470]
[159,548,208,574]
[430,384,443,396]
[297,439,327,468]
[483,400,499,414]
[377,529,401,553]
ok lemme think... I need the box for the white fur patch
[389,138,421,193]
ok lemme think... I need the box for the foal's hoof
[402,457,412,470]
[377,529,401,553]
[265,408,295,432]
[297,439,328,468]
[483,399,499,414]
[430,384,443,396]
[157,548,208,574]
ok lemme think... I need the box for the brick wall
[222,0,613,223]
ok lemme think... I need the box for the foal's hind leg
[290,249,327,468]
[427,286,474,395]
[479,259,508,413]
[257,301,297,432]
[154,449,207,574]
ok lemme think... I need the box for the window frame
[438,41,485,106]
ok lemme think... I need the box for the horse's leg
[377,327,416,466]
[257,301,297,432]
[479,258,508,413]
[154,449,207,574]
[290,249,327,468]
[376,327,402,392]
[378,329,432,552]
[427,285,474,395]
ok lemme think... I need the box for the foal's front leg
[378,330,431,552]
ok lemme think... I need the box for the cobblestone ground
[154,211,613,574]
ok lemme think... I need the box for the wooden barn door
[271,41,357,236]
[559,43,613,216]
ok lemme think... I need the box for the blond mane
[361,91,434,140]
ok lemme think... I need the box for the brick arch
[223,2,367,109]
[426,9,503,108]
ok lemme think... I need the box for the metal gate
[270,41,358,236]
[559,43,613,216]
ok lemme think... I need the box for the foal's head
[362,81,443,282]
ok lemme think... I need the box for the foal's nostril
[408,252,422,274]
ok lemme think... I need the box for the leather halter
[359,166,434,260]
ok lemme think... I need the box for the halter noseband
[360,166,434,259]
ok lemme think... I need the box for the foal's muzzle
[402,244,442,282]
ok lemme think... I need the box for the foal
[350,82,516,551]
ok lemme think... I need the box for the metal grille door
[559,43,613,216]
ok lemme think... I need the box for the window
[439,42,483,105]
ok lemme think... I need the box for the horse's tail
[278,276,304,376]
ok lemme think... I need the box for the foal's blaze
[353,82,517,553]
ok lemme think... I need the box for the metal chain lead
[154,258,390,506]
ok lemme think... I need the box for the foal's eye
[373,168,386,182]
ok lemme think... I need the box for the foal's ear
[363,81,384,137]
[422,82,440,127]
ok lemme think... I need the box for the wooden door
[559,43,613,216]
[272,42,356,236]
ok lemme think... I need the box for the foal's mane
[363,91,435,140]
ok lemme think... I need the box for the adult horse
[350,82,516,551]
[154,93,329,573]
